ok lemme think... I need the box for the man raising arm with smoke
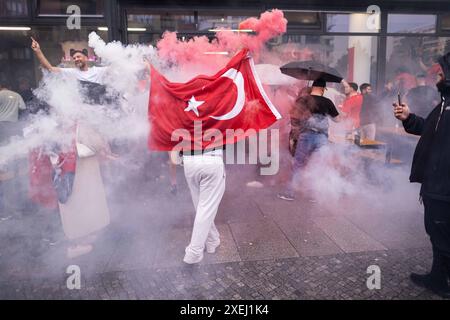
[31,37,61,73]
[31,37,108,85]
[30,36,113,259]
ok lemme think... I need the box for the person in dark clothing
[394,52,450,299]
[406,74,440,118]
[359,83,380,140]
[18,78,34,103]
[278,78,341,201]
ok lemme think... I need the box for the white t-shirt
[0,89,26,122]
[59,66,108,84]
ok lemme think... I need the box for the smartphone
[397,92,402,105]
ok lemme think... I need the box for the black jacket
[403,97,450,202]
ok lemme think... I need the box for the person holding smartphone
[394,52,450,298]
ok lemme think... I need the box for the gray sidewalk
[0,163,440,299]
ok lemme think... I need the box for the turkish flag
[148,49,281,151]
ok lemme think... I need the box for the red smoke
[239,9,287,44]
[156,9,287,69]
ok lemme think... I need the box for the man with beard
[359,83,380,140]
[394,52,450,298]
[341,81,363,131]
[31,37,107,84]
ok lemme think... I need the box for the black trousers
[423,197,450,287]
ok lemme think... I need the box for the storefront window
[127,33,161,46]
[284,11,322,30]
[441,13,450,31]
[0,0,28,17]
[387,14,436,33]
[127,10,196,32]
[274,34,378,88]
[197,10,258,31]
[0,26,108,90]
[327,13,380,33]
[37,0,104,16]
[386,36,450,90]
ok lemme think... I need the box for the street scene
[0,163,442,300]
[1,0,450,301]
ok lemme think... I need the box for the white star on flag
[184,96,205,117]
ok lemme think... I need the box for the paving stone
[229,219,299,261]
[313,216,387,253]
[0,165,439,300]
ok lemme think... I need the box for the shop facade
[1,0,450,92]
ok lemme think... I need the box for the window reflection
[197,11,257,31]
[127,11,196,32]
[441,13,450,31]
[387,14,436,33]
[284,11,321,30]
[327,13,380,33]
[127,33,161,45]
[0,0,28,17]
[386,36,450,91]
[275,35,378,87]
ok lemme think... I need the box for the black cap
[70,48,88,57]
[312,78,326,88]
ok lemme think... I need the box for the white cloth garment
[56,66,110,240]
[59,66,108,84]
[183,153,226,259]
[58,124,110,240]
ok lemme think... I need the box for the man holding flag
[148,49,281,264]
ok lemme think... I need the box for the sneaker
[0,215,12,222]
[67,244,93,259]
[205,240,220,254]
[169,184,178,195]
[246,181,264,188]
[183,251,203,264]
[277,193,294,201]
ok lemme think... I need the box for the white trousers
[183,155,226,258]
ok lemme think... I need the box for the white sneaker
[183,251,203,264]
[205,240,220,254]
[277,193,295,201]
[67,244,93,259]
[246,181,264,188]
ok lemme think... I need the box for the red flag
[29,149,58,209]
[148,49,281,151]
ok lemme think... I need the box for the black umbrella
[280,60,343,83]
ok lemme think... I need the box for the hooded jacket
[403,98,450,202]
[403,52,450,202]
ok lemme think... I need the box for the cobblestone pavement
[0,161,445,300]
[0,247,444,300]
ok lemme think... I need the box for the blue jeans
[287,132,328,195]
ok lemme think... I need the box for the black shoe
[410,273,431,289]
[410,273,450,299]
[430,285,450,299]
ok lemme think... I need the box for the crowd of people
[1,37,450,297]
